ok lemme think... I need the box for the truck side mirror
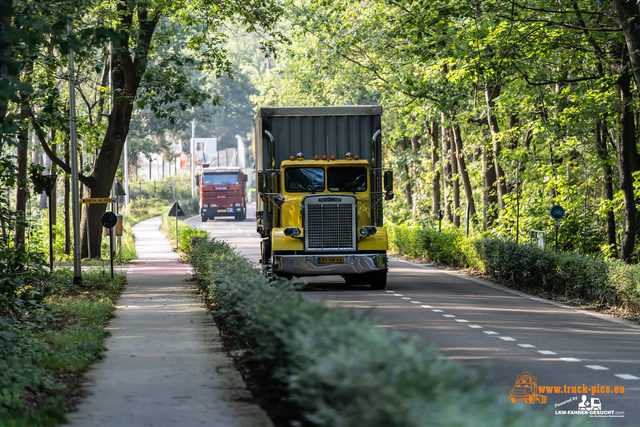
[195,175,200,186]
[383,170,393,192]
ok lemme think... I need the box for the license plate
[319,257,344,264]
[218,208,227,213]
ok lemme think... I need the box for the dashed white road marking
[402,297,411,300]
[518,344,536,348]
[455,319,469,323]
[432,309,443,312]
[420,305,432,308]
[585,365,609,371]
[468,325,483,329]
[410,301,421,304]
[615,374,640,380]
[386,290,394,293]
[538,350,557,355]
[560,358,581,362]
[443,314,456,318]
[499,337,516,341]
[393,294,403,296]
[483,331,499,335]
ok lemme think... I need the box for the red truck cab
[199,166,247,222]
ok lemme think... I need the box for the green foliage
[0,268,124,423]
[388,223,640,311]
[187,237,590,427]
[160,212,208,253]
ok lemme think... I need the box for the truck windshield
[327,167,367,192]
[284,167,325,192]
[202,173,239,185]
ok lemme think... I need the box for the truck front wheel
[369,270,387,290]
[201,216,207,223]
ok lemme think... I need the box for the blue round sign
[550,205,565,220]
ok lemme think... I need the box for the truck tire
[369,270,387,290]
[235,213,243,221]
[201,216,207,223]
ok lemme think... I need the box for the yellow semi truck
[254,106,393,289]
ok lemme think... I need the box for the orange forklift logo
[509,371,547,404]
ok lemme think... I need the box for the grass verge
[0,268,125,426]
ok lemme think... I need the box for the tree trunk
[610,0,640,90]
[0,0,12,125]
[399,137,413,207]
[429,120,441,216]
[14,99,28,251]
[452,124,476,221]
[613,70,638,261]
[79,4,161,258]
[595,119,616,251]
[441,118,453,222]
[449,128,460,226]
[485,84,508,210]
[483,140,499,231]
[64,135,71,255]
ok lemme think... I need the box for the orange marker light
[261,196,267,202]
[290,156,295,161]
[314,155,319,160]
[323,155,327,160]
[355,155,359,160]
[331,155,335,160]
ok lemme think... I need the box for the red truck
[199,166,247,222]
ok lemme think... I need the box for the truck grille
[305,197,356,251]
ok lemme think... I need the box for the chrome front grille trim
[304,195,356,251]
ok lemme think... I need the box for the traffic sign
[101,212,117,228]
[168,202,185,217]
[81,198,115,204]
[550,205,565,220]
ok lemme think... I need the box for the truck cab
[200,166,247,222]
[254,106,393,289]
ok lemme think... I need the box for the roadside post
[438,209,443,232]
[101,211,117,278]
[550,205,565,252]
[465,203,470,236]
[81,197,116,261]
[168,201,185,250]
[43,174,57,272]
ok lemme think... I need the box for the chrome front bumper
[273,253,387,276]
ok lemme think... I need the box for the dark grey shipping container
[254,106,383,173]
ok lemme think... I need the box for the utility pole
[68,20,82,284]
[190,118,195,198]
[124,138,129,213]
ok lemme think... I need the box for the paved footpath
[66,217,273,427]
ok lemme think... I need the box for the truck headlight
[202,204,209,208]
[234,202,241,207]
[284,227,301,237]
[211,204,218,207]
[360,226,377,236]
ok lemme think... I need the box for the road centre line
[585,365,609,370]
[614,374,640,380]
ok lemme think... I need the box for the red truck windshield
[202,173,239,185]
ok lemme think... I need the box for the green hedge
[160,213,209,253]
[187,236,590,427]
[388,224,640,310]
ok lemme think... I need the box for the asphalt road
[187,203,638,426]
